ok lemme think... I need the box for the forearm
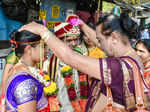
[81,22,99,46]
[43,32,101,80]
[18,22,101,80]
[44,32,75,65]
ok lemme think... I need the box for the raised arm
[66,14,100,47]
[19,22,101,80]
[80,21,100,47]
[46,35,100,79]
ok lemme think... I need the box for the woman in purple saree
[85,56,150,112]
[18,13,150,112]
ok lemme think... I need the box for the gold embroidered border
[120,60,136,110]
[102,59,111,85]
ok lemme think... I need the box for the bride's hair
[10,30,41,57]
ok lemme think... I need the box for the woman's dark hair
[135,39,150,52]
[86,21,96,30]
[97,12,140,41]
[10,30,41,57]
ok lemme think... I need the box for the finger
[18,25,28,32]
[18,22,35,32]
[18,27,24,32]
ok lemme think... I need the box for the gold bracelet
[42,31,53,42]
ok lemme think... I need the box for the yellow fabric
[6,51,19,64]
[88,47,106,85]
[88,47,106,58]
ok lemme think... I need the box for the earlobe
[111,32,118,44]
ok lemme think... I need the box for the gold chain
[123,49,135,56]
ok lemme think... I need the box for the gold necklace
[18,60,50,86]
[123,49,135,56]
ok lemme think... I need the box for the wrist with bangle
[42,31,54,42]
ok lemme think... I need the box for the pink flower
[69,18,83,26]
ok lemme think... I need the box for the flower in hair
[10,40,18,48]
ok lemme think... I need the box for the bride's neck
[20,57,36,67]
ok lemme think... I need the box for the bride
[4,30,49,112]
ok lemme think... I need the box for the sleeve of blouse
[14,78,38,105]
[99,57,126,105]
[99,57,123,87]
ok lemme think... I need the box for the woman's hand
[18,21,49,37]
[18,21,55,42]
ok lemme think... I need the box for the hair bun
[120,12,140,39]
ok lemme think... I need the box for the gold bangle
[42,31,53,42]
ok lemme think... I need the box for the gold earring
[40,40,44,70]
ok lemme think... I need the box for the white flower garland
[28,66,50,86]
[19,60,50,86]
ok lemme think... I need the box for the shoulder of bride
[10,63,29,75]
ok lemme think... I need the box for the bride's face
[31,43,49,63]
